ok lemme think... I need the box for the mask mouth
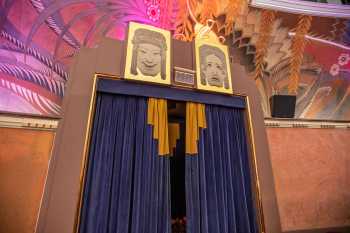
[207,76,223,87]
[142,62,157,68]
[209,76,220,82]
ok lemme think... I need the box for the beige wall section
[0,127,54,233]
[267,127,350,233]
[37,38,281,233]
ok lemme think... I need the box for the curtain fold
[79,93,171,233]
[186,105,258,233]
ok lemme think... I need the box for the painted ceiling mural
[0,0,177,116]
[0,0,350,120]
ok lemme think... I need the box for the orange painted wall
[0,127,54,233]
[2,125,348,233]
[267,128,350,232]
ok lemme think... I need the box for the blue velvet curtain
[186,105,258,233]
[79,93,171,233]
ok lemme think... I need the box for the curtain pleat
[186,105,258,233]
[79,93,171,233]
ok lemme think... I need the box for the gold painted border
[73,74,266,233]
[74,74,99,233]
[246,95,266,233]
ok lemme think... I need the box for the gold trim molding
[74,74,98,233]
[246,96,266,233]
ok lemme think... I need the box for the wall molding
[265,118,350,129]
[2,115,349,130]
[250,0,350,18]
[0,114,58,130]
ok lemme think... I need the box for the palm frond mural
[0,0,178,116]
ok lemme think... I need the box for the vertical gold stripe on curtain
[147,98,170,156]
[168,123,180,155]
[186,102,207,155]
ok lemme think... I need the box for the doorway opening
[168,100,186,233]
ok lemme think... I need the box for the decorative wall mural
[0,0,177,116]
[229,10,350,120]
[0,0,350,120]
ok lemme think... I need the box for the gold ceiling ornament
[199,0,218,24]
[174,0,198,41]
[194,21,221,43]
[288,15,313,95]
[223,0,247,36]
[254,10,276,81]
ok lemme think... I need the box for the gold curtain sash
[186,102,207,155]
[147,98,169,156]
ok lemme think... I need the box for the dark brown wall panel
[0,127,54,233]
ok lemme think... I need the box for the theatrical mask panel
[124,22,171,85]
[195,41,233,94]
